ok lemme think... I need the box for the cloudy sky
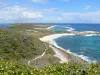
[0,0,100,23]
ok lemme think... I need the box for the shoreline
[46,25,55,29]
[39,33,86,63]
[50,44,85,63]
[39,27,100,63]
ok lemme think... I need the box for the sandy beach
[39,33,85,63]
[39,33,75,42]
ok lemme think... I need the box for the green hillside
[0,29,46,63]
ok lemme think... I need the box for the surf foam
[40,33,98,63]
[85,34,100,36]
[52,39,97,63]
[47,25,56,29]
[65,25,75,32]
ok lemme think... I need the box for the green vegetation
[44,63,100,75]
[9,24,50,31]
[0,58,100,75]
[0,24,100,75]
[0,58,43,75]
[0,29,46,63]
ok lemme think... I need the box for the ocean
[49,24,100,62]
[1,23,100,62]
[0,24,12,28]
[49,24,100,32]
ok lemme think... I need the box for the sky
[0,0,100,23]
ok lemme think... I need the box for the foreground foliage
[0,59,44,75]
[0,58,100,75]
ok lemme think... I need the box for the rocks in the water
[72,31,100,36]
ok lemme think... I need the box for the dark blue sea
[49,24,100,32]
[0,24,11,28]
[49,24,100,62]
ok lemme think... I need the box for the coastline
[32,25,100,64]
[46,25,55,29]
[50,45,85,63]
[39,33,86,63]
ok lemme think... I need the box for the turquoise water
[49,24,100,62]
[54,35,100,62]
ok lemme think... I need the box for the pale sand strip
[49,45,69,63]
[50,45,84,63]
[39,33,75,43]
[39,33,84,63]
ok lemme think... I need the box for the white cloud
[40,8,58,12]
[0,5,100,23]
[32,0,47,4]
[42,16,63,22]
[0,6,43,23]
[62,10,100,23]
[23,12,43,19]
[84,5,91,9]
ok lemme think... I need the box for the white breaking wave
[47,25,76,32]
[85,34,100,36]
[65,25,76,32]
[67,50,97,63]
[67,27,75,32]
[47,25,56,29]
[39,33,99,63]
[51,40,97,63]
